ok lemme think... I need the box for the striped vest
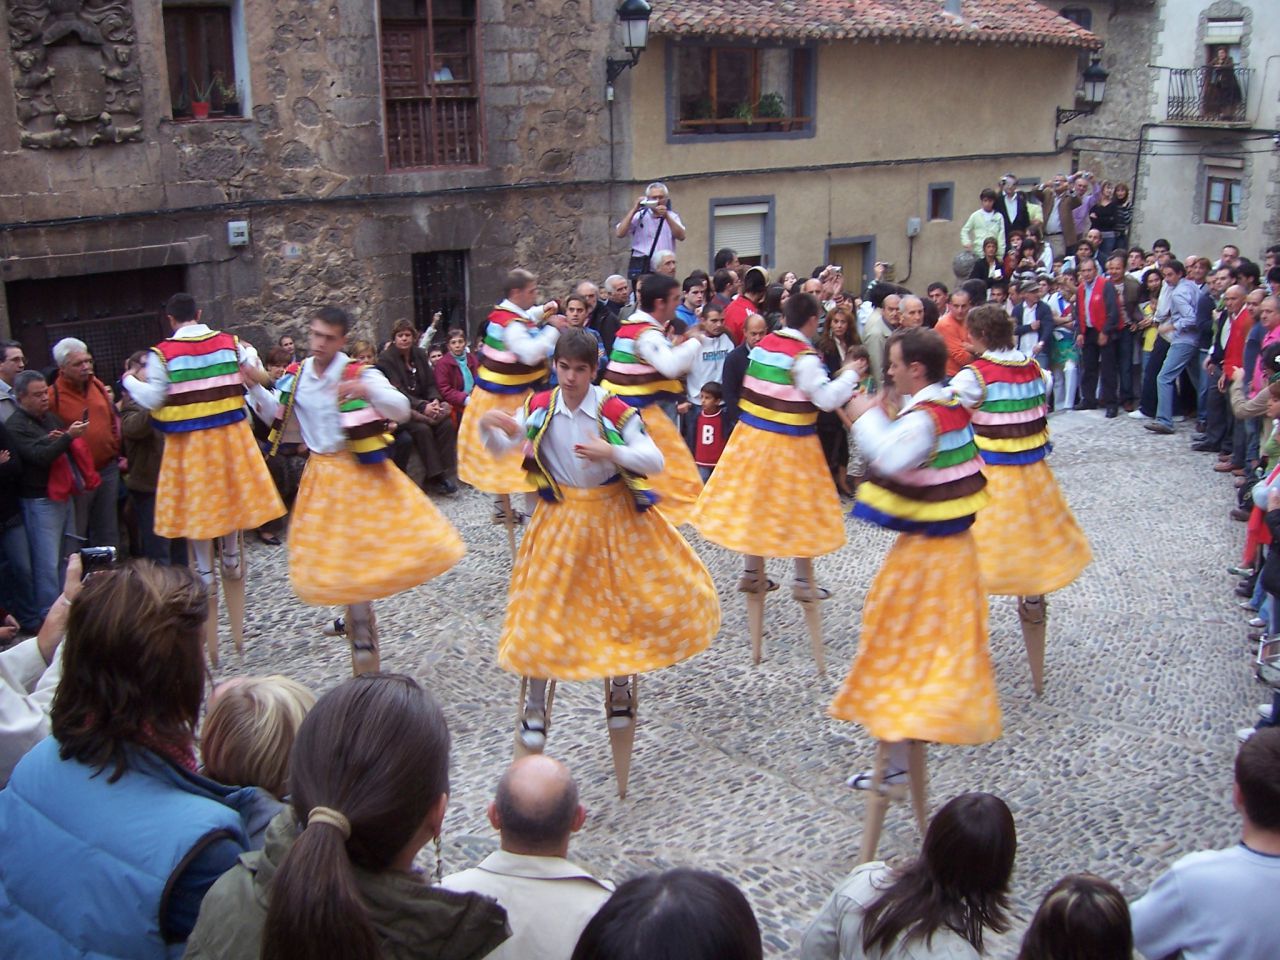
[476,308,549,394]
[268,359,392,464]
[853,396,990,536]
[522,388,657,512]
[738,331,820,436]
[600,320,684,406]
[150,331,246,433]
[968,355,1051,465]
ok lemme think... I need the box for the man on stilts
[122,293,285,666]
[692,293,859,672]
[456,268,563,553]
[249,306,465,674]
[949,304,1092,695]
[480,329,720,798]
[600,273,706,527]
[831,327,1001,861]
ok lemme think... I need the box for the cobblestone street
[217,409,1255,956]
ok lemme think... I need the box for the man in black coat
[721,312,768,436]
[997,174,1031,246]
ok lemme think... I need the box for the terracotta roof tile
[651,0,1101,49]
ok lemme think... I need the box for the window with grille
[381,0,482,169]
[672,45,812,137]
[163,2,246,118]
[411,251,469,337]
[1205,175,1242,225]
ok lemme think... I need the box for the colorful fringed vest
[600,317,684,406]
[268,358,392,464]
[521,388,657,512]
[853,395,990,536]
[150,331,247,433]
[738,331,820,436]
[967,355,1051,465]
[476,308,549,394]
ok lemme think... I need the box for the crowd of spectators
[0,174,1278,957]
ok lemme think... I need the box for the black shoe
[1191,441,1216,451]
[1144,421,1175,435]
[1105,406,1118,419]
[1237,582,1255,597]
[1231,507,1251,522]
[428,477,459,496]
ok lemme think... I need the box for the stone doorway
[5,265,185,379]
[410,250,468,342]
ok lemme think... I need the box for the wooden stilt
[746,591,766,664]
[795,558,826,675]
[500,494,518,561]
[222,532,247,655]
[347,602,380,676]
[1018,595,1047,697]
[907,740,928,837]
[606,675,638,799]
[857,742,890,864]
[190,542,220,668]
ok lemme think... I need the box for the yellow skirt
[829,530,1002,745]
[499,482,721,680]
[693,426,846,558]
[155,419,285,540]
[638,405,702,527]
[457,388,532,495]
[971,459,1092,596]
[289,452,465,605]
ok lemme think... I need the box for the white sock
[190,540,215,587]
[526,678,548,711]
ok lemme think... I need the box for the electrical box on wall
[906,217,922,238]
[227,221,250,247]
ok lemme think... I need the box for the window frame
[667,40,816,144]
[708,195,776,269]
[378,0,485,171]
[1204,174,1242,226]
[927,182,955,222]
[162,1,249,120]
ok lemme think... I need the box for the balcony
[1166,66,1252,126]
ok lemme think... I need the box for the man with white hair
[48,337,120,549]
[615,182,686,284]
[598,275,630,355]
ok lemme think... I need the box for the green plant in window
[756,92,786,118]
[732,100,755,121]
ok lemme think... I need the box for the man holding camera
[615,182,686,284]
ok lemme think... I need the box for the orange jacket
[50,374,120,468]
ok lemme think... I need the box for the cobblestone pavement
[216,408,1257,956]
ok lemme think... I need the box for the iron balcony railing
[1166,65,1252,124]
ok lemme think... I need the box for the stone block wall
[0,0,632,358]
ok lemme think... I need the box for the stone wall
[0,0,632,358]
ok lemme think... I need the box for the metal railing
[1166,65,1251,124]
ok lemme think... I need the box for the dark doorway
[5,266,186,382]
[410,250,468,341]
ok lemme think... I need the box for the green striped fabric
[744,359,792,385]
[979,395,1044,414]
[169,360,239,383]
[933,440,980,469]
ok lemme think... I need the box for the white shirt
[482,384,663,488]
[0,638,60,787]
[853,382,948,476]
[495,298,559,366]
[631,311,701,379]
[123,322,261,411]
[248,354,408,454]
[686,333,735,401]
[442,850,614,960]
[1045,193,1065,234]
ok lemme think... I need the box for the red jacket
[47,437,101,502]
[433,351,479,414]
[1222,308,1253,379]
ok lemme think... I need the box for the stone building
[0,0,628,371]
[1059,0,1279,258]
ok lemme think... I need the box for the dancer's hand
[480,410,520,438]
[846,392,880,422]
[574,436,614,463]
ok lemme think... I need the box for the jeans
[1197,349,1212,422]
[21,497,73,618]
[0,514,39,631]
[72,460,119,550]
[1156,341,1201,427]
[129,489,187,565]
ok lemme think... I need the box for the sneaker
[792,581,833,602]
[1249,617,1266,628]
[1238,726,1257,743]
[1229,565,1256,577]
[1259,704,1274,723]
[322,617,346,637]
[1144,422,1175,435]
[1127,409,1149,420]
[1174,415,1189,423]
[846,767,908,791]
[606,678,636,730]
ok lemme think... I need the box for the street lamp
[1056,55,1110,125]
[606,0,652,86]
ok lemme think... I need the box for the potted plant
[756,92,787,132]
[724,99,754,134]
[214,75,240,116]
[190,76,215,119]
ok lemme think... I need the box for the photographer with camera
[615,182,686,284]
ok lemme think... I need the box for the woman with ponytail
[185,674,510,960]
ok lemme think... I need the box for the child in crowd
[847,344,875,394]
[693,381,726,481]
[1051,273,1079,409]
[200,675,317,800]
